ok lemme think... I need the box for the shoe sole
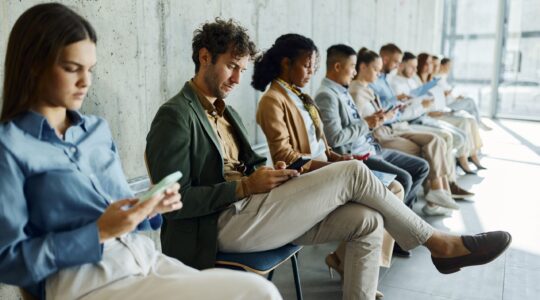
[425,197,460,210]
[451,194,474,200]
[437,234,513,274]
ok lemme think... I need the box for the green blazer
[145,82,265,269]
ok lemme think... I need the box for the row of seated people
[0,3,511,300]
[348,45,490,217]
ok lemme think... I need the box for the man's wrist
[235,177,251,199]
[242,178,251,197]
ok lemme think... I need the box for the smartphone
[384,105,395,113]
[138,171,182,203]
[286,157,311,171]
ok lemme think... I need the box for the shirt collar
[322,77,348,94]
[14,110,86,140]
[189,80,226,117]
[275,78,304,97]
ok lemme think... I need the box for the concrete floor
[272,118,540,300]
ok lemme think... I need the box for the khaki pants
[46,234,281,300]
[333,180,404,270]
[218,160,433,300]
[407,124,458,181]
[438,112,483,155]
[374,126,451,180]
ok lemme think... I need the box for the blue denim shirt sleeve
[108,141,163,231]
[0,143,103,289]
[370,77,401,124]
[137,214,163,230]
[0,112,161,298]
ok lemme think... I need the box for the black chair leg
[267,269,274,281]
[291,254,303,300]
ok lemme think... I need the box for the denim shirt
[0,111,161,298]
[369,73,401,123]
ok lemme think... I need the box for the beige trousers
[373,126,451,180]
[334,180,404,269]
[438,113,483,155]
[46,234,281,300]
[407,124,458,182]
[218,160,433,300]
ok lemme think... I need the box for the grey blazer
[314,78,371,155]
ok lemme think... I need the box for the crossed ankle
[431,235,470,258]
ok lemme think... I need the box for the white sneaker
[425,189,459,210]
[479,122,493,131]
[422,204,452,216]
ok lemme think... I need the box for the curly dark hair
[192,18,257,73]
[251,33,318,91]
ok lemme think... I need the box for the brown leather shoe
[449,182,475,199]
[431,231,512,274]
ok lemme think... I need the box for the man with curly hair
[147,20,387,298]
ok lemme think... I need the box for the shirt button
[70,147,77,153]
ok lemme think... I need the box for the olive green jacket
[145,82,265,269]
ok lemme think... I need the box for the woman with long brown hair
[0,3,280,299]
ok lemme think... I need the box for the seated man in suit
[145,19,511,300]
[314,45,430,259]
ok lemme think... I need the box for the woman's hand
[365,110,384,129]
[383,108,397,120]
[396,93,411,101]
[97,193,164,243]
[149,183,182,216]
[96,183,182,243]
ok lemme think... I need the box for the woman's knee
[388,180,405,201]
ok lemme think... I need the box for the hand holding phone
[139,171,183,203]
[384,105,395,113]
[287,157,311,171]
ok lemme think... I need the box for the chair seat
[216,244,302,275]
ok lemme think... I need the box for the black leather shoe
[468,157,487,170]
[456,160,477,175]
[393,243,411,258]
[431,231,512,274]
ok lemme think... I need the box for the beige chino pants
[218,160,433,300]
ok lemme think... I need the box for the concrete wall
[0,0,443,180]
